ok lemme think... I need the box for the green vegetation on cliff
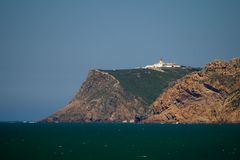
[103,68,199,104]
[45,58,240,123]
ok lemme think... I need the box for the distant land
[44,57,240,124]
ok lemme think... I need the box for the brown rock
[146,57,240,123]
[44,70,148,122]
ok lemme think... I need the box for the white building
[144,58,181,70]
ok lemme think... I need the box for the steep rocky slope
[146,58,240,123]
[45,70,148,122]
[44,68,196,122]
[44,57,239,123]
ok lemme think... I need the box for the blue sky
[0,0,240,121]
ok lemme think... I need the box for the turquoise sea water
[0,123,239,160]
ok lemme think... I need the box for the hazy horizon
[0,0,240,121]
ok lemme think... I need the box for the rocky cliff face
[45,70,149,122]
[146,58,240,123]
[45,58,240,123]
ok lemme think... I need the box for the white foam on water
[137,155,148,158]
[104,144,108,147]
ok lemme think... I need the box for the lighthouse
[159,58,164,67]
[143,57,181,70]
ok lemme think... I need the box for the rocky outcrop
[45,70,149,122]
[146,58,240,123]
[44,57,240,124]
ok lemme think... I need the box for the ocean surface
[0,123,240,160]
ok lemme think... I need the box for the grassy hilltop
[103,67,199,104]
[45,58,240,123]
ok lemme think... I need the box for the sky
[0,0,240,121]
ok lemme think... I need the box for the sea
[0,122,239,160]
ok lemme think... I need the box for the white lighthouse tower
[158,58,164,67]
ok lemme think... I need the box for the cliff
[45,70,148,122]
[44,68,196,122]
[44,58,239,123]
[146,58,240,123]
